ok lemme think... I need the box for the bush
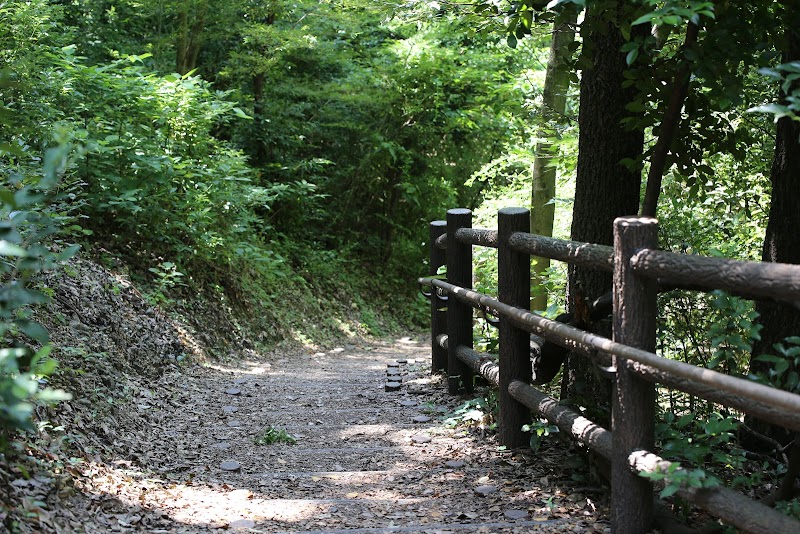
[0,141,73,438]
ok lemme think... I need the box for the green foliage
[522,419,559,453]
[707,291,762,373]
[0,136,74,436]
[750,62,800,121]
[444,393,498,431]
[145,262,185,306]
[638,461,720,499]
[775,499,800,521]
[751,336,800,394]
[640,409,764,506]
[254,425,297,445]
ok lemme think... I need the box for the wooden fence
[418,207,800,534]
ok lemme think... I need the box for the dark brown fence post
[446,208,474,395]
[612,217,659,533]
[498,208,533,448]
[430,220,448,374]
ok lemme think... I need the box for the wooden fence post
[498,207,533,448]
[612,217,659,533]
[446,208,474,395]
[430,220,448,374]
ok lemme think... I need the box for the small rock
[227,420,242,428]
[220,461,241,472]
[412,415,431,423]
[229,519,255,529]
[504,509,530,520]
[445,460,465,468]
[210,442,231,450]
[224,388,242,396]
[411,434,432,444]
[222,406,238,414]
[399,400,417,407]
[233,378,248,385]
[474,485,497,496]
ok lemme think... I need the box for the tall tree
[530,6,578,312]
[560,2,647,424]
[748,11,800,446]
[175,0,208,74]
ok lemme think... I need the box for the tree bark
[176,0,208,75]
[561,3,646,427]
[531,7,578,312]
[748,23,800,447]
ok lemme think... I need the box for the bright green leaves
[749,62,800,122]
[752,337,800,394]
[0,108,76,435]
[638,462,720,499]
[706,290,762,372]
[631,1,715,28]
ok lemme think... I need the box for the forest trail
[60,338,610,533]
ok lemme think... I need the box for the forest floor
[1,258,612,533]
[21,340,611,533]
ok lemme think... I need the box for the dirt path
[61,338,610,533]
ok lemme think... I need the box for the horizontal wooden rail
[436,228,800,307]
[457,228,498,248]
[419,276,800,430]
[631,360,800,433]
[632,248,800,302]
[439,335,797,534]
[435,228,499,249]
[438,334,615,460]
[438,335,500,387]
[425,210,800,533]
[509,232,614,272]
[629,451,799,534]
[509,380,613,461]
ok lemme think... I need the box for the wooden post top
[499,207,530,216]
[614,216,658,227]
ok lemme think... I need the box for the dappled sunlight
[203,361,270,375]
[78,458,427,529]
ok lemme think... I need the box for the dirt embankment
[0,256,259,532]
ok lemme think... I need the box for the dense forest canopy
[3,0,800,525]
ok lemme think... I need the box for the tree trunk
[561,4,646,427]
[748,24,800,447]
[176,0,208,75]
[531,7,578,313]
[252,72,267,166]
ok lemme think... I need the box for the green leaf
[659,484,680,498]
[626,48,639,66]
[17,320,50,344]
[0,240,27,257]
[232,107,254,120]
[631,13,656,26]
